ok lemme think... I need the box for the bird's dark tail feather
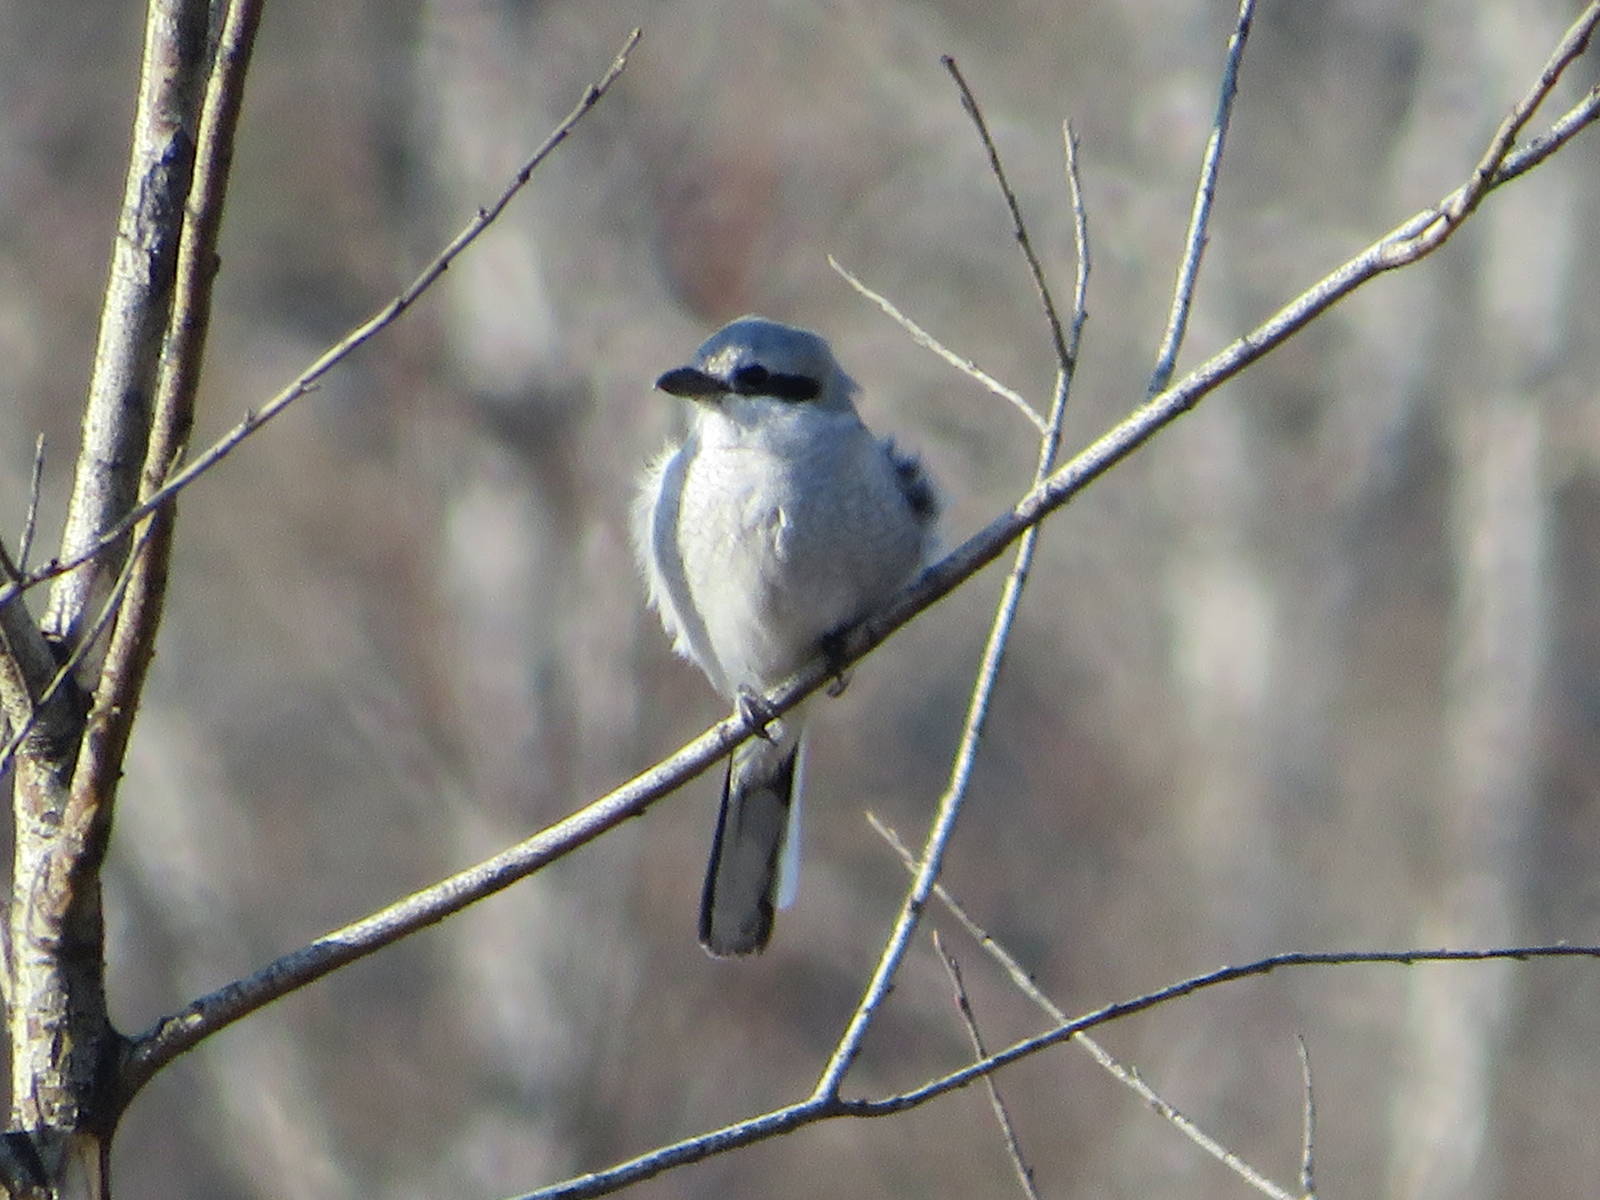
[699,735,801,956]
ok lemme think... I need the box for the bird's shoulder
[880,437,940,526]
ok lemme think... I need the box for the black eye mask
[656,363,821,402]
[731,363,820,401]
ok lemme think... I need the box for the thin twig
[829,256,1047,433]
[0,564,64,746]
[1448,0,1597,221]
[512,943,1599,1200]
[18,28,642,598]
[813,516,1026,1097]
[1148,0,1255,397]
[1297,1036,1317,1200]
[850,944,1600,1117]
[1039,117,1091,443]
[869,814,1298,1200]
[18,435,45,572]
[1495,72,1600,186]
[814,59,1077,1102]
[0,521,47,798]
[943,57,1073,376]
[0,437,58,728]
[1062,122,1090,363]
[934,933,1043,1200]
[1380,2,1600,263]
[0,437,52,726]
[0,522,160,783]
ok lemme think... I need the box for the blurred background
[2,1,1598,1197]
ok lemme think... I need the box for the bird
[635,316,939,956]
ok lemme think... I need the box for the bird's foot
[819,627,854,698]
[736,686,779,741]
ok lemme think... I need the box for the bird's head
[655,316,857,417]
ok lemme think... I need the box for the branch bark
[41,0,210,656]
[0,2,256,1194]
[68,0,263,876]
[4,5,213,1192]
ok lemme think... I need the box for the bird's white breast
[639,401,926,699]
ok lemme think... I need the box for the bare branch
[509,943,1599,1200]
[67,0,265,889]
[1037,117,1092,445]
[18,27,642,599]
[851,945,1600,1118]
[1377,1,1599,266]
[815,59,1081,1103]
[1496,72,1600,186]
[1297,1036,1317,1200]
[5,3,218,1161]
[118,693,747,1100]
[1062,121,1090,369]
[942,56,1073,377]
[109,29,642,1107]
[1148,0,1255,397]
[829,255,1048,433]
[870,814,1299,1200]
[1,377,59,777]
[934,933,1042,1200]
[0,524,159,786]
[1452,1,1598,217]
[18,436,46,572]
[0,562,57,804]
[43,0,213,652]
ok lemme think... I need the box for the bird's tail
[699,725,805,956]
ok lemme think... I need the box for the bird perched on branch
[635,316,939,956]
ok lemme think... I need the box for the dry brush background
[2,1,1598,1197]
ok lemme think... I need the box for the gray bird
[635,316,939,956]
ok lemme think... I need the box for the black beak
[655,366,729,398]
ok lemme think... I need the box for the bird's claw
[819,628,854,698]
[736,686,779,741]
